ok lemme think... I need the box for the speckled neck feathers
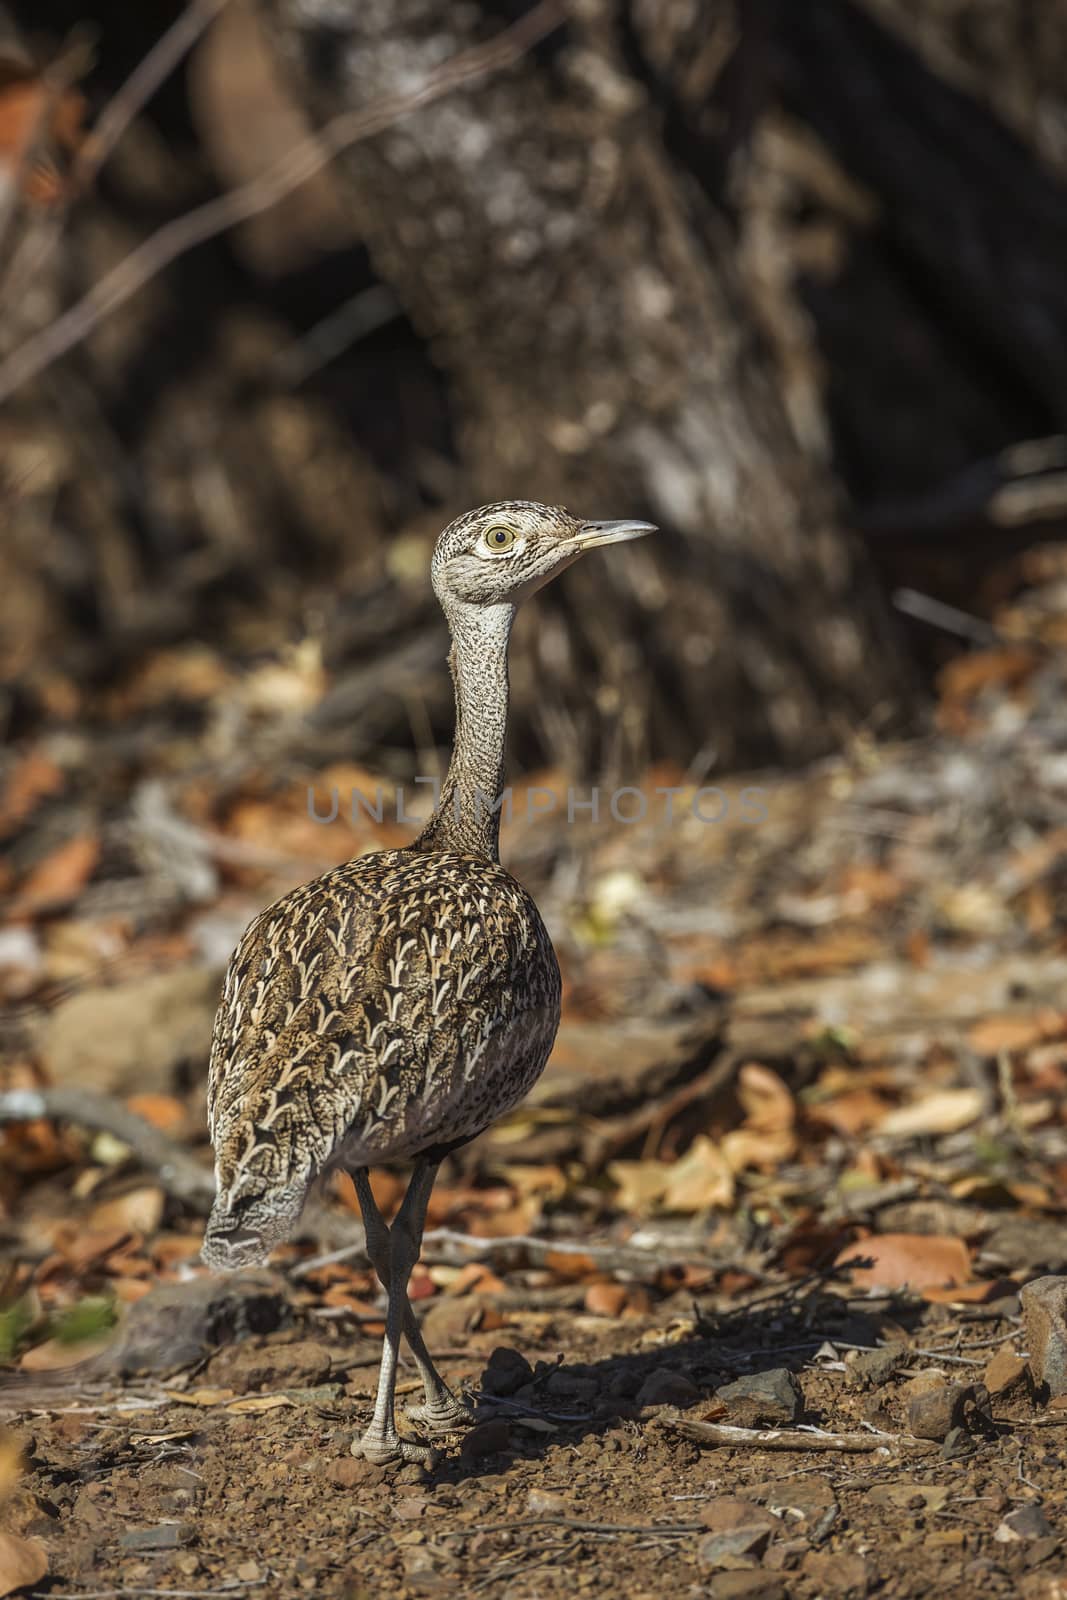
[413,599,513,861]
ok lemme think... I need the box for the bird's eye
[483,525,517,552]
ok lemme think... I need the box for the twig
[441,1517,704,1539]
[2,2,229,316]
[666,1415,928,1453]
[0,0,565,404]
[79,0,232,189]
[0,1086,215,1210]
[293,1224,707,1279]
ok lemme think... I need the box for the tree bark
[257,0,908,771]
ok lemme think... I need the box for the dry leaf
[736,1062,795,1131]
[584,1282,628,1318]
[661,1137,734,1212]
[125,1094,186,1133]
[967,1015,1055,1057]
[877,1088,984,1139]
[10,835,100,914]
[225,1394,294,1414]
[19,1334,113,1372]
[0,1532,47,1598]
[836,1232,971,1291]
[607,1159,669,1214]
[164,1387,235,1407]
[89,1186,165,1236]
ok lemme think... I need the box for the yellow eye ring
[483,525,517,552]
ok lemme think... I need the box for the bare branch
[0,0,565,405]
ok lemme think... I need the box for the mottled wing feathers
[207,848,560,1216]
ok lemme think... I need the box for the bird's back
[203,847,560,1265]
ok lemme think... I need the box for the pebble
[120,1523,192,1552]
[330,1456,384,1487]
[907,1380,987,1442]
[983,1346,1030,1400]
[481,1346,534,1397]
[800,1551,869,1596]
[459,1418,512,1462]
[707,1573,786,1600]
[847,1346,903,1388]
[544,1368,599,1402]
[994,1505,1056,1543]
[715,1368,801,1427]
[526,1488,569,1516]
[635,1368,701,1410]
[1022,1277,1067,1399]
[697,1526,772,1571]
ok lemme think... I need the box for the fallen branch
[665,1414,931,1454]
[0,1087,215,1211]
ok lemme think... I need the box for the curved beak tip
[578,519,658,549]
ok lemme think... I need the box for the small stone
[995,1505,1056,1543]
[764,1539,811,1571]
[800,1551,869,1596]
[236,1562,261,1582]
[707,1574,786,1600]
[907,1381,986,1441]
[847,1346,903,1388]
[697,1527,772,1571]
[635,1368,701,1410]
[1023,1278,1067,1400]
[715,1368,801,1427]
[544,1368,598,1402]
[459,1418,512,1461]
[332,1455,384,1487]
[120,1523,191,1552]
[942,1425,976,1460]
[526,1488,569,1516]
[480,1346,534,1397]
[584,1282,629,1317]
[700,1498,777,1534]
[984,1346,1030,1400]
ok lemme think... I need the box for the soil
[3,1281,1066,1600]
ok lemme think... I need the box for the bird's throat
[413,602,514,860]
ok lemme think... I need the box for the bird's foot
[405,1393,476,1438]
[352,1426,435,1467]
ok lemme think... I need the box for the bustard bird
[202,501,655,1464]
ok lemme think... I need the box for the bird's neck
[413,601,514,860]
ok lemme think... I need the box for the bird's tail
[200,1180,306,1271]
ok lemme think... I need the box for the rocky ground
[3,572,1067,1597]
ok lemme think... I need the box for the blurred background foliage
[2,0,1065,787]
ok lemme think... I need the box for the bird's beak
[575,518,657,550]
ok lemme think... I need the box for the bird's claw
[352,1428,436,1467]
[404,1395,476,1437]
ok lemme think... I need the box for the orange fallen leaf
[584,1282,628,1318]
[877,1088,984,1139]
[125,1094,186,1133]
[226,1394,294,1414]
[0,1531,47,1597]
[922,1278,1017,1305]
[968,1014,1059,1057]
[20,1334,113,1372]
[164,1387,235,1407]
[0,749,63,837]
[89,1186,165,1236]
[836,1232,971,1292]
[661,1137,734,1212]
[10,835,99,915]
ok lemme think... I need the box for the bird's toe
[405,1396,476,1437]
[353,1428,436,1467]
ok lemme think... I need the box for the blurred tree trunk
[257,0,908,772]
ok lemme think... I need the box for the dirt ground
[3,1272,1067,1600]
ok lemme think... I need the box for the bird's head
[430,500,656,612]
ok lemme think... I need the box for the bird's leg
[352,1168,474,1439]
